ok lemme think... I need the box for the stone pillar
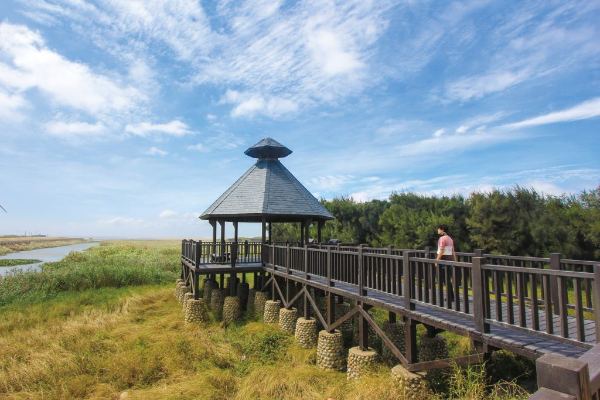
[178,285,190,304]
[347,346,379,380]
[382,321,406,363]
[295,318,317,349]
[353,309,378,346]
[185,298,209,324]
[335,302,353,333]
[264,300,281,323]
[316,330,346,371]
[254,291,268,320]
[223,296,242,323]
[237,282,250,310]
[279,308,298,334]
[183,292,194,311]
[175,282,185,301]
[419,334,449,362]
[203,280,218,304]
[226,276,239,291]
[247,289,257,315]
[210,288,224,312]
[391,365,427,398]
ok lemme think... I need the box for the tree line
[272,186,600,260]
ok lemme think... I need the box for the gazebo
[200,137,334,249]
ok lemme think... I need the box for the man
[436,224,456,303]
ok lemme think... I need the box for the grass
[0,240,533,399]
[0,259,42,267]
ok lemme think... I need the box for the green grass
[0,240,532,399]
[0,241,180,306]
[0,259,42,267]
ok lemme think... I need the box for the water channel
[0,242,100,276]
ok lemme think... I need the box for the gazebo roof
[200,138,334,223]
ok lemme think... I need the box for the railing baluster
[530,272,539,331]
[558,275,569,338]
[574,277,585,342]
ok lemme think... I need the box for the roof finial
[244,137,292,159]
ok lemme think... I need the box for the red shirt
[437,235,454,256]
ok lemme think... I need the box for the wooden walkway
[264,264,592,359]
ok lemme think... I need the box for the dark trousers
[439,255,455,302]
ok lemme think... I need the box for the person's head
[437,224,449,235]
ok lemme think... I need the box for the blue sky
[1,0,599,239]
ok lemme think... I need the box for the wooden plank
[407,354,484,372]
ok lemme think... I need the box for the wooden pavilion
[200,137,334,249]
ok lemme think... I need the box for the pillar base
[237,282,250,310]
[223,296,242,323]
[264,300,281,323]
[347,346,379,380]
[336,302,353,333]
[391,365,427,398]
[210,288,224,313]
[382,321,406,362]
[316,330,346,371]
[279,308,298,334]
[175,282,185,301]
[203,280,218,304]
[183,292,194,311]
[247,289,257,315]
[178,285,190,304]
[184,299,209,324]
[419,334,449,362]
[295,318,317,349]
[253,291,268,320]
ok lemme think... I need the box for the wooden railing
[181,239,262,267]
[260,244,600,348]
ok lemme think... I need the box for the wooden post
[388,311,396,323]
[286,244,291,274]
[536,353,591,400]
[305,219,311,246]
[327,292,335,327]
[404,317,418,363]
[304,245,309,280]
[358,246,366,296]
[327,247,332,287]
[318,220,323,243]
[211,220,217,259]
[475,249,484,258]
[233,221,239,262]
[300,221,305,247]
[424,246,432,259]
[303,284,309,320]
[261,218,266,265]
[198,240,202,264]
[358,303,369,350]
[268,221,272,245]
[219,220,226,262]
[594,265,600,343]
[193,246,201,300]
[403,251,415,310]
[472,257,490,333]
[550,253,562,315]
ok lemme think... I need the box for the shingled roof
[200,138,334,222]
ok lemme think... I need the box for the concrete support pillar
[347,346,379,380]
[295,317,318,349]
[264,300,281,323]
[316,330,346,371]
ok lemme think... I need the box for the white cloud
[445,69,531,102]
[0,90,26,120]
[455,125,468,133]
[307,175,354,191]
[159,209,177,218]
[206,114,216,121]
[504,97,600,129]
[307,29,364,76]
[125,120,192,137]
[220,90,298,118]
[44,121,106,138]
[433,128,445,137]
[187,143,206,152]
[99,217,144,226]
[0,22,143,116]
[144,147,168,156]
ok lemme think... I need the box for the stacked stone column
[419,334,449,362]
[295,318,317,348]
[254,291,268,320]
[237,282,250,309]
[210,288,224,312]
[247,289,257,316]
[223,296,242,323]
[185,298,209,324]
[316,330,346,371]
[382,321,406,363]
[264,300,281,323]
[335,302,353,334]
[183,292,194,311]
[391,365,428,398]
[203,280,218,304]
[279,308,297,334]
[347,347,379,380]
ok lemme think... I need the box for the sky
[0,0,599,239]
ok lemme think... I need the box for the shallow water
[0,242,100,276]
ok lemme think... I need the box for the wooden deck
[264,264,592,359]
